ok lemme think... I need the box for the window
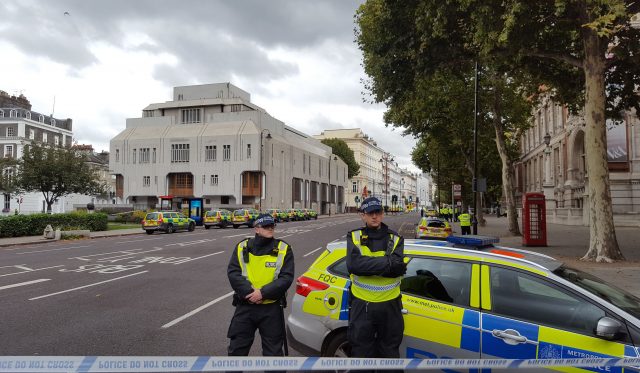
[171,143,190,163]
[54,136,59,146]
[6,127,15,137]
[9,109,17,118]
[154,176,157,185]
[489,266,605,335]
[143,110,154,117]
[140,148,150,163]
[181,108,201,124]
[247,144,251,159]
[205,145,217,161]
[42,133,48,143]
[230,104,242,112]
[115,149,120,162]
[143,176,150,187]
[38,115,44,123]
[152,148,156,163]
[303,154,306,173]
[221,196,230,204]
[3,193,10,210]
[5,145,13,158]
[211,174,219,185]
[132,149,137,164]
[223,144,231,161]
[51,119,56,126]
[352,181,357,193]
[401,258,472,307]
[25,112,31,120]
[0,110,3,117]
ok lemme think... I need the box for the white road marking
[71,248,162,261]
[115,237,165,244]
[0,278,50,291]
[165,238,217,247]
[279,234,293,239]
[162,291,234,329]
[16,245,91,255]
[0,265,65,278]
[303,247,324,258]
[222,233,252,239]
[176,251,225,264]
[29,271,148,301]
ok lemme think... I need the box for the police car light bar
[446,235,500,247]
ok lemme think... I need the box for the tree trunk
[579,25,624,262]
[493,116,521,236]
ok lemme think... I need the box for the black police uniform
[226,234,294,358]
[346,222,406,365]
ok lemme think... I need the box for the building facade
[110,83,348,214]
[314,128,417,211]
[0,91,74,215]
[516,95,640,225]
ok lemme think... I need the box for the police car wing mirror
[595,316,622,340]
[401,308,408,315]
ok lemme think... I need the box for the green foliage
[0,157,18,193]
[112,210,147,224]
[14,143,107,213]
[0,212,108,238]
[320,138,360,178]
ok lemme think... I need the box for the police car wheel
[323,330,350,358]
[204,225,211,229]
[145,230,154,235]
[233,225,239,229]
[188,223,195,232]
[166,224,175,234]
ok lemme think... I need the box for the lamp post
[543,132,552,186]
[379,153,394,209]
[259,129,272,211]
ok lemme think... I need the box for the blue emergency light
[446,235,500,247]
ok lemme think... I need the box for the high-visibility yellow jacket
[236,239,289,304]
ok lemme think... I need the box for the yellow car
[231,208,260,229]
[287,235,640,368]
[425,209,438,217]
[142,211,196,234]
[203,209,231,229]
[415,217,452,239]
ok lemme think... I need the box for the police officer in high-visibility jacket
[347,197,406,368]
[227,213,294,362]
[459,211,472,235]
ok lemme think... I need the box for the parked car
[266,208,287,222]
[415,217,452,239]
[231,208,260,228]
[303,208,318,220]
[203,209,231,229]
[285,208,301,221]
[287,235,640,367]
[142,211,196,234]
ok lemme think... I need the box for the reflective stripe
[352,276,401,291]
[238,240,249,278]
[272,241,288,280]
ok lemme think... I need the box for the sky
[0,0,420,173]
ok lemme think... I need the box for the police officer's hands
[245,288,263,304]
[381,254,407,277]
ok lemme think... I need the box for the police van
[287,236,640,371]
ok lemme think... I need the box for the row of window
[0,109,56,125]
[140,174,221,187]
[116,144,236,163]
[4,128,61,144]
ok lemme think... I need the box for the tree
[15,143,106,213]
[462,0,640,261]
[0,157,19,194]
[355,3,533,235]
[320,138,360,178]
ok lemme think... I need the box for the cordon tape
[0,356,640,372]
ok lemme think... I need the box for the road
[0,214,417,356]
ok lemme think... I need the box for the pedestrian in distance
[459,210,472,235]
[346,196,407,372]
[227,213,294,369]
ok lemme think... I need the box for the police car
[415,217,453,239]
[286,236,640,370]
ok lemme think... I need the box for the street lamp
[328,155,337,216]
[379,153,394,209]
[259,129,272,211]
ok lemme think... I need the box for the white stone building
[110,83,348,215]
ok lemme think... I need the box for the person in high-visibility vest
[347,197,406,369]
[227,213,294,362]
[459,210,472,235]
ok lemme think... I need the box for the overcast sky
[0,0,419,172]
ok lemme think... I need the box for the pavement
[1,213,638,297]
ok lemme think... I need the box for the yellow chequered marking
[481,265,491,310]
[470,264,480,308]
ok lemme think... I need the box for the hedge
[0,212,108,238]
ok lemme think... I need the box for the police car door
[480,265,636,373]
[400,257,481,367]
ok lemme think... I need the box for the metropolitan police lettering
[265,262,277,268]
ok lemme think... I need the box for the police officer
[227,213,294,363]
[347,197,406,369]
[459,210,472,235]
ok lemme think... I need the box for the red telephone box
[522,192,547,247]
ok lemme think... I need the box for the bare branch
[524,50,584,69]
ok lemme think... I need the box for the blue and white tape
[1,357,640,372]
